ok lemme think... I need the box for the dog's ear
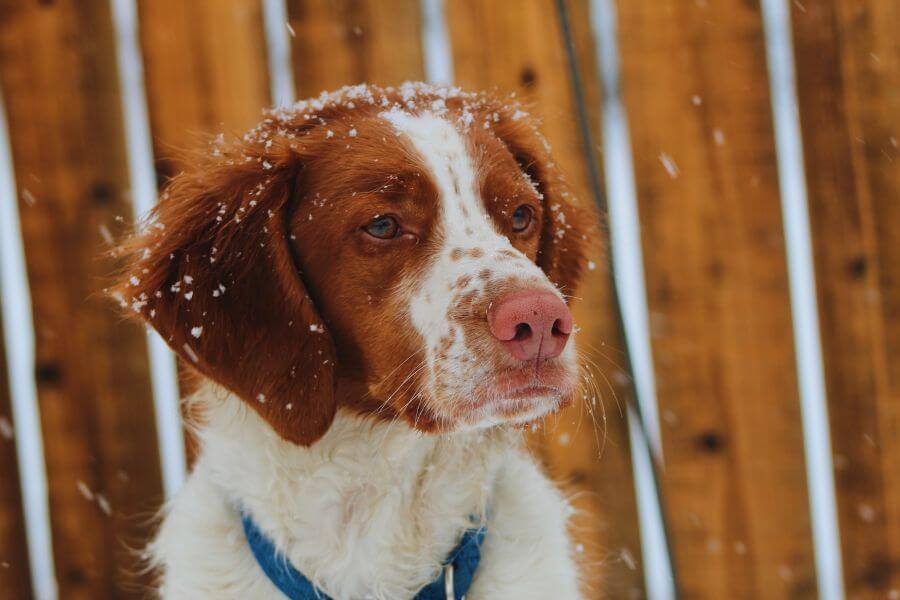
[487,104,599,296]
[114,131,337,446]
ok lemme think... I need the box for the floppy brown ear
[114,135,337,446]
[487,103,598,296]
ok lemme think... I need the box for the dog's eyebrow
[358,173,415,195]
[317,161,435,200]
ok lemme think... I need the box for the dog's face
[117,84,595,445]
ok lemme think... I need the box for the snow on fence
[0,1,896,598]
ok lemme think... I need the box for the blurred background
[0,0,897,598]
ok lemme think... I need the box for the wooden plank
[446,1,645,596]
[286,0,424,95]
[137,0,271,182]
[0,303,31,599]
[0,1,163,597]
[791,0,900,596]
[137,0,272,460]
[616,1,817,597]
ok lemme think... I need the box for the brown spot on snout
[437,335,453,353]
[458,290,478,308]
[454,275,472,290]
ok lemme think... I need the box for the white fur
[152,386,582,599]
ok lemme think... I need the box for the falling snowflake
[659,153,680,179]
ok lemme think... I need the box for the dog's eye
[511,205,534,233]
[364,215,400,239]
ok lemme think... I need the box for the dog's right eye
[363,215,400,240]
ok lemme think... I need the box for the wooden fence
[0,0,897,598]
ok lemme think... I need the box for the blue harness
[241,512,486,600]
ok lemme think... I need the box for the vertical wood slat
[137,0,272,174]
[792,0,900,596]
[446,1,645,596]
[0,306,31,599]
[616,1,818,597]
[286,0,424,95]
[0,1,163,597]
[136,0,273,461]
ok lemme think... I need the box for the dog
[116,82,596,599]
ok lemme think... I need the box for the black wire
[553,0,681,596]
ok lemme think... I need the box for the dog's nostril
[513,323,532,342]
[551,319,567,337]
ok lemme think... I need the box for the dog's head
[116,83,597,446]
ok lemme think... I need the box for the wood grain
[446,0,645,596]
[0,303,31,599]
[0,1,163,597]
[286,0,424,96]
[137,0,271,180]
[137,0,272,460]
[791,0,900,596]
[615,0,817,597]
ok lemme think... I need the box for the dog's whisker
[577,361,609,459]
[577,350,624,419]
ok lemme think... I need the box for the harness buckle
[444,563,455,600]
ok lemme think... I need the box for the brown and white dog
[116,83,596,599]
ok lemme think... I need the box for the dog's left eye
[364,215,400,239]
[511,205,534,233]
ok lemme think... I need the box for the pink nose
[488,291,573,361]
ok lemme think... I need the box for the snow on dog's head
[115,83,596,445]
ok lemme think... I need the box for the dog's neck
[187,383,517,598]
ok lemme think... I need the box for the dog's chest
[280,447,495,595]
[155,401,524,599]
[196,419,508,598]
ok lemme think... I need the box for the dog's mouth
[451,362,576,426]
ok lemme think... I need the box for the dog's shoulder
[473,452,584,599]
[150,463,279,599]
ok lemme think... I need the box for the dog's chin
[442,367,578,432]
[460,389,568,430]
[384,359,578,434]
